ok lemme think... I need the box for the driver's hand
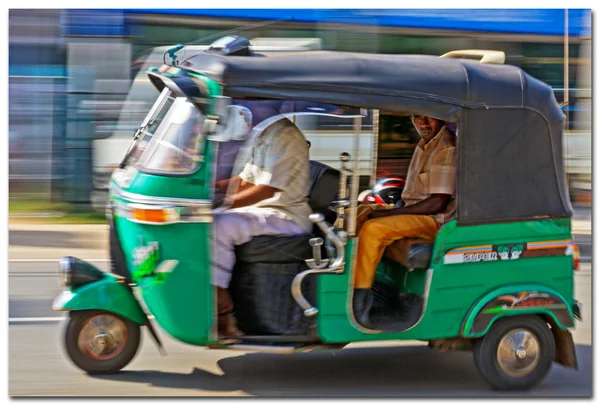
[215,180,228,195]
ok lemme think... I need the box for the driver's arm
[227,184,280,209]
[370,194,450,218]
[215,175,254,195]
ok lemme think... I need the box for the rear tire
[63,310,141,374]
[473,315,555,390]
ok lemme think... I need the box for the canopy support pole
[347,116,362,237]
[370,110,379,187]
[564,8,569,129]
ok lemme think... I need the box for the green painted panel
[58,276,147,325]
[405,271,428,295]
[115,214,214,345]
[375,259,407,290]
[316,218,575,344]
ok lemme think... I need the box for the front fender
[52,274,148,325]
[462,285,575,338]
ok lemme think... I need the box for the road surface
[8,222,592,396]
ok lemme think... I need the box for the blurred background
[7,9,593,397]
[8,8,591,217]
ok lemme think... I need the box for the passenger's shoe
[216,287,244,337]
[352,288,374,329]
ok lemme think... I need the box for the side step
[234,334,320,345]
[213,343,348,354]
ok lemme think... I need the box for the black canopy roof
[180,51,564,124]
[173,50,572,223]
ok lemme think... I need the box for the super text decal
[444,239,573,264]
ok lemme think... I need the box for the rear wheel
[473,316,555,390]
[63,310,141,374]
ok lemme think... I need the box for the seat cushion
[236,234,314,264]
[408,243,435,270]
[384,239,434,270]
[232,233,317,335]
[230,259,317,335]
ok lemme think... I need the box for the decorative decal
[443,245,495,264]
[131,241,176,284]
[483,292,564,312]
[470,291,573,334]
[496,244,524,260]
[444,239,574,264]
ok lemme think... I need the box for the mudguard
[462,285,575,338]
[52,274,148,325]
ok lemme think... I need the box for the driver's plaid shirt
[402,125,457,224]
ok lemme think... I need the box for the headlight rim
[59,257,73,287]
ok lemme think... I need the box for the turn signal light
[132,208,171,223]
[572,243,581,271]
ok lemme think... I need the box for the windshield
[127,95,206,174]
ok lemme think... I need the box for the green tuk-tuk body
[53,38,581,390]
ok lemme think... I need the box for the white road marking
[9,317,66,323]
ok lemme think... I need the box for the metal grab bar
[291,213,347,317]
[440,49,505,65]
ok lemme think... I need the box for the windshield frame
[131,96,208,177]
[118,87,173,169]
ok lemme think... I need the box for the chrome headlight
[58,256,105,289]
[59,257,72,287]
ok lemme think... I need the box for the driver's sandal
[218,311,244,338]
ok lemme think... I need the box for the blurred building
[8,9,592,208]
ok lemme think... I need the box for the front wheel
[63,310,141,374]
[473,315,555,390]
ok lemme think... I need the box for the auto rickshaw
[53,36,582,390]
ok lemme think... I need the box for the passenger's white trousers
[212,207,305,288]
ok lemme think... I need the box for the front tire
[63,310,141,374]
[473,315,555,390]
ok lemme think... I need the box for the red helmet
[365,177,405,205]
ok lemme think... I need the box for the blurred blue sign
[62,9,126,37]
[125,9,591,37]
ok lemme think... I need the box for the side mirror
[223,105,253,141]
[213,96,232,124]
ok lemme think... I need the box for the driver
[212,115,312,337]
[352,115,457,328]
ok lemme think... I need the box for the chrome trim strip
[52,290,74,311]
[401,268,433,333]
[111,184,213,208]
[111,187,213,224]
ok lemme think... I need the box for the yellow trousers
[353,207,440,289]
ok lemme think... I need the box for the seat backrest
[308,160,340,214]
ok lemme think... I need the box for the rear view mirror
[223,105,253,140]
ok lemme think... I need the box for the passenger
[213,117,312,337]
[353,115,457,327]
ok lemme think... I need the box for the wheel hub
[496,328,541,378]
[516,347,527,360]
[78,314,128,360]
[95,332,115,348]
